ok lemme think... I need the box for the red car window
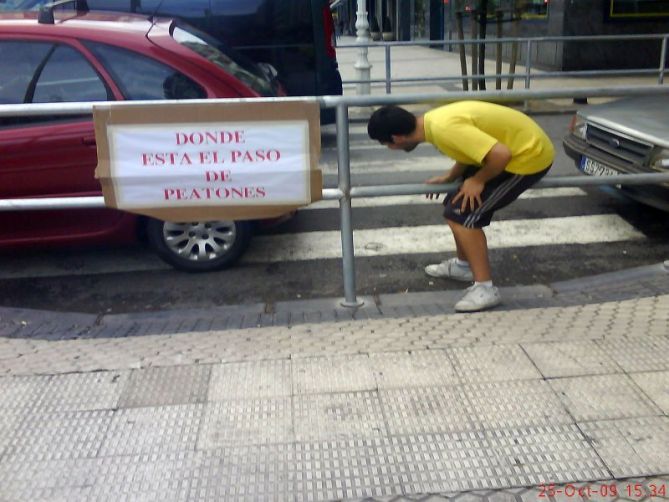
[33,44,109,103]
[0,40,53,104]
[85,42,207,100]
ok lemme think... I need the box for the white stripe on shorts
[463,174,523,228]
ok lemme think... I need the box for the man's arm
[472,142,512,184]
[425,162,467,199]
[452,142,512,211]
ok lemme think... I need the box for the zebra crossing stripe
[305,188,586,210]
[243,214,644,263]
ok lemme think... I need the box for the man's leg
[447,219,491,282]
[446,218,500,312]
[451,222,467,262]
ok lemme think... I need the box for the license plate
[579,156,619,177]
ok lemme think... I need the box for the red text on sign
[231,149,281,163]
[175,130,245,145]
[163,186,266,200]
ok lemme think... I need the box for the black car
[2,0,343,121]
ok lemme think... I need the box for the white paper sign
[107,121,311,208]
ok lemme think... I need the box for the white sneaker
[455,284,501,312]
[425,258,473,282]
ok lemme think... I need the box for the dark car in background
[1,0,343,121]
[563,95,669,212]
[0,9,288,271]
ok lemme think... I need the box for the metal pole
[659,36,667,85]
[477,1,488,91]
[507,8,520,89]
[5,173,669,211]
[455,11,469,91]
[354,0,372,95]
[495,9,503,90]
[385,45,392,94]
[523,39,532,111]
[524,39,532,89]
[335,103,363,308]
[471,10,479,91]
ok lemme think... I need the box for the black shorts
[442,165,551,228]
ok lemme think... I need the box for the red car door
[0,39,132,246]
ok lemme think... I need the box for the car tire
[145,218,252,272]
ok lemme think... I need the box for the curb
[1,262,667,340]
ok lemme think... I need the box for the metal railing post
[385,45,392,94]
[354,0,372,95]
[524,39,532,89]
[523,39,532,111]
[335,103,363,308]
[659,36,667,85]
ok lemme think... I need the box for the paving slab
[549,374,662,422]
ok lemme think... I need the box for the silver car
[563,95,669,211]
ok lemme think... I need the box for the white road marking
[243,214,644,263]
[305,188,586,210]
[0,213,642,279]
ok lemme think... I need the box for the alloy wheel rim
[162,221,237,262]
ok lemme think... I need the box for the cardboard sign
[94,100,322,221]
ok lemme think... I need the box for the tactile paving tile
[208,359,291,400]
[389,425,608,494]
[389,432,491,494]
[36,371,128,412]
[190,444,294,501]
[482,424,609,486]
[630,371,669,414]
[369,350,458,389]
[449,345,542,383]
[461,380,572,431]
[198,398,293,449]
[0,375,49,411]
[293,391,386,442]
[0,485,94,502]
[294,438,403,501]
[579,416,669,478]
[380,386,473,435]
[549,374,661,422]
[292,354,376,394]
[0,457,95,493]
[99,404,203,456]
[3,409,113,462]
[596,336,669,372]
[118,364,211,408]
[90,452,198,502]
[521,340,622,378]
[0,410,26,458]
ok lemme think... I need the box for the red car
[0,6,285,271]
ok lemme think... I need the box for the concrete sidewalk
[334,36,666,117]
[335,36,662,95]
[0,263,668,501]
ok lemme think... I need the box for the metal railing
[2,85,669,307]
[337,33,669,93]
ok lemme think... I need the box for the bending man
[367,101,555,312]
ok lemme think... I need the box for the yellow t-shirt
[423,101,555,175]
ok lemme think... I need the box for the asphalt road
[1,113,667,314]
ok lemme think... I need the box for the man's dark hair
[367,105,417,143]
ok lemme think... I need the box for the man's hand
[425,173,456,200]
[451,177,484,212]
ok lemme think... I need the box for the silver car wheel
[162,221,237,262]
